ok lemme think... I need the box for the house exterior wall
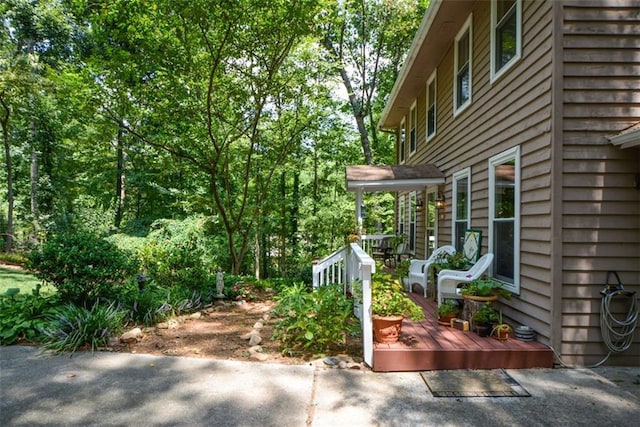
[393,0,639,365]
[398,0,557,345]
[559,0,640,365]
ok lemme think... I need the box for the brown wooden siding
[560,0,640,365]
[408,1,557,348]
[394,0,638,366]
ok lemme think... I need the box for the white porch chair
[407,245,456,297]
[437,253,494,306]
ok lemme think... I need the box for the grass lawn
[0,266,55,296]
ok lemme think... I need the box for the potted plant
[437,300,461,326]
[472,302,498,337]
[371,272,425,343]
[460,277,511,302]
[491,311,512,340]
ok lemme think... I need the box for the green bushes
[137,217,219,291]
[28,231,138,305]
[272,283,359,356]
[0,287,59,345]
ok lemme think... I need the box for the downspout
[550,0,564,360]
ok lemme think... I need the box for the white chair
[407,245,456,297]
[437,253,494,306]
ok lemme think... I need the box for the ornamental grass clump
[371,273,424,321]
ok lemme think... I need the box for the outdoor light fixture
[435,192,445,210]
[416,198,424,211]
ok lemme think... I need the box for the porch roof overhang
[608,123,640,149]
[378,0,474,130]
[346,164,445,192]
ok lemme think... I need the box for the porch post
[355,188,363,236]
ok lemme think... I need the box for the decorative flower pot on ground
[372,314,404,343]
[371,272,425,343]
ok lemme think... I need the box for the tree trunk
[279,172,287,276]
[321,37,373,164]
[30,120,38,224]
[0,95,13,252]
[290,171,299,260]
[114,125,126,229]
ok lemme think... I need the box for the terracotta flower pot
[463,294,498,303]
[437,312,458,326]
[372,314,404,343]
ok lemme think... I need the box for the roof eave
[377,0,443,131]
[609,128,640,149]
[347,177,445,192]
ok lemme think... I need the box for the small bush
[0,286,60,345]
[40,302,125,354]
[137,217,219,290]
[27,231,138,305]
[272,283,359,356]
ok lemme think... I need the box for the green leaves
[28,231,138,305]
[272,283,359,356]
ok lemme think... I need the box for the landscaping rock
[248,334,262,346]
[120,328,143,343]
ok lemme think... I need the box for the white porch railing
[360,234,395,256]
[312,242,375,367]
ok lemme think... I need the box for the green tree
[318,0,429,164]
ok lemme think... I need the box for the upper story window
[426,71,437,140]
[452,168,471,251]
[409,102,417,154]
[491,0,521,81]
[489,146,520,293]
[399,118,406,163]
[454,15,473,115]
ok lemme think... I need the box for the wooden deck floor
[372,292,554,372]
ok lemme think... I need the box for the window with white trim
[426,71,437,140]
[489,146,520,293]
[491,0,521,81]
[399,118,406,163]
[454,15,473,115]
[452,168,471,251]
[398,194,406,237]
[424,189,437,257]
[409,192,417,252]
[409,102,417,154]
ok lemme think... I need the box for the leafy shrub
[0,252,28,266]
[137,217,218,290]
[0,286,60,345]
[272,283,359,356]
[40,302,125,354]
[27,231,138,305]
[116,280,207,325]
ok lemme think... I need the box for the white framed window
[426,71,437,141]
[489,146,520,293]
[409,102,417,154]
[409,192,417,252]
[398,194,406,237]
[424,188,438,257]
[399,118,406,163]
[454,14,473,115]
[491,0,522,82]
[452,168,471,251]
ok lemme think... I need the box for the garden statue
[216,267,225,298]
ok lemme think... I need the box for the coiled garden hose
[552,274,638,369]
[599,289,639,354]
